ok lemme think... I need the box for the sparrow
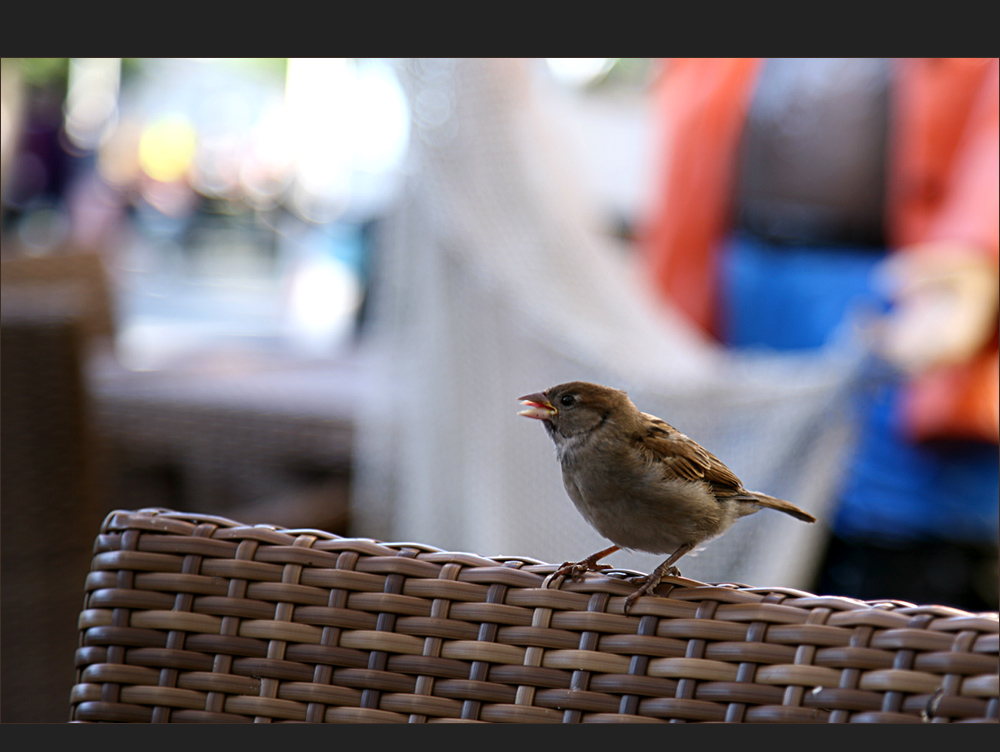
[518,381,816,613]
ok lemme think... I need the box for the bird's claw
[625,566,681,586]
[546,558,613,588]
[621,566,682,614]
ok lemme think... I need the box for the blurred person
[0,74,73,243]
[639,58,999,611]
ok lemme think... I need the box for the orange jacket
[639,58,999,443]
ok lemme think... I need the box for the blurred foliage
[4,57,68,92]
[212,58,288,79]
[2,58,290,93]
[589,58,655,92]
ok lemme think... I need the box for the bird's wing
[636,414,745,490]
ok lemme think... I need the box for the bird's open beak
[518,392,556,420]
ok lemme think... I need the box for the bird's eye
[559,394,575,407]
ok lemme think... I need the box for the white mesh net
[351,58,865,590]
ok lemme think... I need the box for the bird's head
[518,381,632,439]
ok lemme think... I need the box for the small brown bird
[518,381,816,613]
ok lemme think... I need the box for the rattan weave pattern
[71,509,999,723]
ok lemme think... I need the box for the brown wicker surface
[71,509,999,723]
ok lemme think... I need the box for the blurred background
[2,58,997,722]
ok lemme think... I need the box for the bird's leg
[623,543,694,614]
[549,544,621,585]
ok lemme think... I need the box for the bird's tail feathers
[751,492,817,523]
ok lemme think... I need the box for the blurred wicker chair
[2,253,115,722]
[70,508,998,723]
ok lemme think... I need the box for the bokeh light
[138,114,198,183]
[4,57,413,367]
[64,57,120,151]
[283,57,410,223]
[545,58,616,87]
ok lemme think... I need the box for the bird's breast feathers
[560,454,728,554]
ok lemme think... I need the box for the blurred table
[87,346,362,532]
